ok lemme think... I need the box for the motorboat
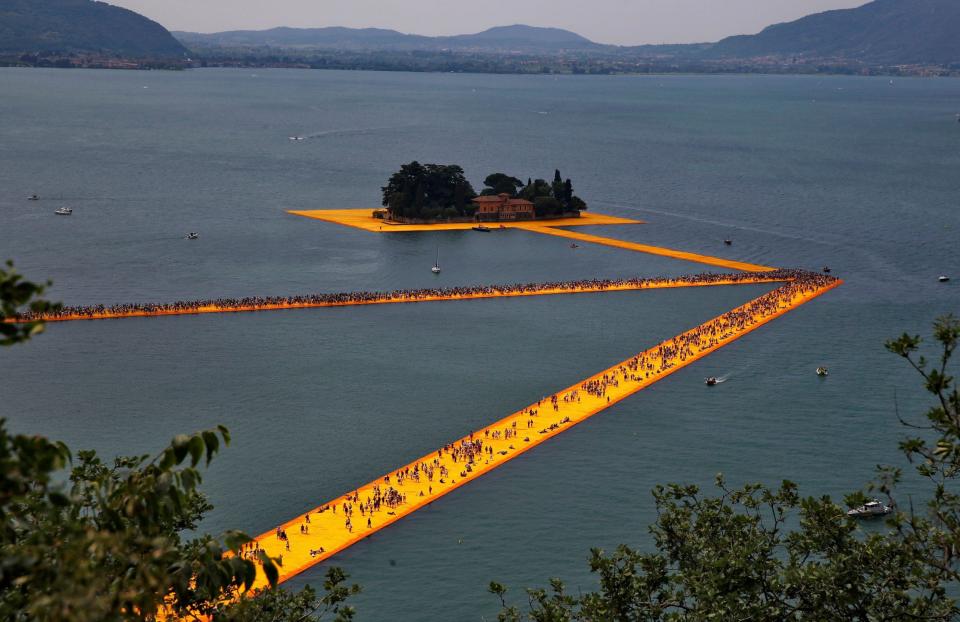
[570,243,579,249]
[288,136,305,141]
[54,206,72,215]
[939,275,950,283]
[846,499,893,519]
[186,232,199,240]
[823,266,832,273]
[431,248,441,274]
[27,194,39,201]
[724,239,732,246]
[705,377,718,386]
[816,367,828,377]
[472,225,492,232]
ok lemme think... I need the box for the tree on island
[492,316,960,621]
[481,173,525,197]
[520,169,587,217]
[381,161,476,221]
[382,163,588,222]
[0,262,360,622]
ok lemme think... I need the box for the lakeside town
[3,49,957,77]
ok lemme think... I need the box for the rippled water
[1,68,958,620]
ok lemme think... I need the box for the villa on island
[473,193,536,221]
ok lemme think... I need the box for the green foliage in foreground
[492,316,960,621]
[0,265,359,621]
[0,261,60,346]
[0,419,360,622]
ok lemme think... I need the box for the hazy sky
[109,0,868,45]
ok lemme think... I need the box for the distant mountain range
[2,0,959,69]
[174,24,603,53]
[176,0,960,66]
[0,0,187,57]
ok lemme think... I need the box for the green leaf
[261,554,279,588]
[172,434,191,463]
[201,430,219,465]
[188,435,205,467]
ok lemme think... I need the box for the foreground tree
[0,265,359,621]
[0,261,59,346]
[492,316,960,621]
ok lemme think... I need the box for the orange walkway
[287,208,642,232]
[288,208,772,272]
[9,276,791,324]
[517,224,776,273]
[233,275,841,592]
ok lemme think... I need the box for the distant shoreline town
[1,51,955,78]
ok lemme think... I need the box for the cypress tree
[552,169,564,201]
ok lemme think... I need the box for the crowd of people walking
[241,270,838,578]
[11,269,819,322]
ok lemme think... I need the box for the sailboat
[431,248,441,274]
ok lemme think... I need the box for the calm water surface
[1,68,959,620]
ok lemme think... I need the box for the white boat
[939,275,950,283]
[816,367,828,377]
[705,377,718,386]
[847,499,893,518]
[431,248,441,274]
[54,207,72,215]
[27,194,39,201]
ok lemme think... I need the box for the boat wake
[713,374,731,384]
[291,124,418,142]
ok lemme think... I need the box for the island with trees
[378,162,588,224]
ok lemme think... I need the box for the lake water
[1,68,959,620]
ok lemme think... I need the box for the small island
[378,161,588,224]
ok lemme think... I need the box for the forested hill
[0,0,188,57]
[175,24,603,53]
[708,0,960,64]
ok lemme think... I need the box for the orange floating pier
[7,274,794,324]
[287,208,642,232]
[518,224,776,273]
[39,206,839,617]
[287,208,775,272]
[233,275,841,592]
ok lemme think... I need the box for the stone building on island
[472,193,536,221]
